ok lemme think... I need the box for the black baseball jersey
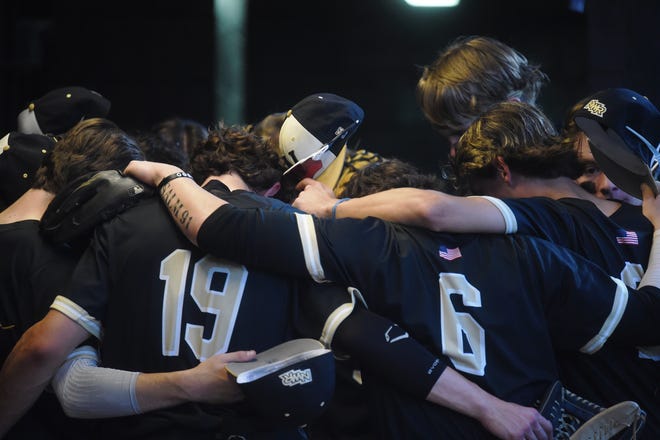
[0,220,92,439]
[493,196,660,437]
[51,181,353,440]
[197,205,660,439]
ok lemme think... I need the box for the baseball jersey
[0,220,94,440]
[50,181,351,440]
[490,195,659,437]
[197,205,660,439]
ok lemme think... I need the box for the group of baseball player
[0,35,658,440]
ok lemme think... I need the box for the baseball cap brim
[576,116,658,199]
[316,145,347,189]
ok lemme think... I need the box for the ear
[495,156,512,184]
[261,181,281,198]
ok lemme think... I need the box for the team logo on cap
[583,99,607,118]
[279,368,313,386]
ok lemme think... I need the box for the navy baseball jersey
[197,205,660,439]
[50,181,352,439]
[490,195,660,437]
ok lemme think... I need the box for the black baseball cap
[0,131,56,208]
[17,86,111,136]
[279,93,363,185]
[226,338,335,428]
[574,88,660,199]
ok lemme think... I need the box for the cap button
[66,93,72,99]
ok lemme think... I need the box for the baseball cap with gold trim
[574,88,660,199]
[17,86,111,136]
[279,93,363,187]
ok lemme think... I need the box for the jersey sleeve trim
[474,196,518,233]
[319,286,367,349]
[580,277,629,354]
[51,295,102,339]
[294,212,327,282]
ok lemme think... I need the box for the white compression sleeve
[51,345,141,418]
[639,230,660,289]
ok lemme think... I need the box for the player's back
[64,188,301,439]
[504,196,652,280]
[500,197,660,436]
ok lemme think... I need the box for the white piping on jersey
[580,277,629,354]
[474,196,518,233]
[321,287,367,358]
[294,212,327,282]
[320,303,354,348]
[51,295,102,339]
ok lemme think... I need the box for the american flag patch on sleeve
[439,245,462,261]
[615,229,639,245]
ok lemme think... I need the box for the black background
[2,0,658,172]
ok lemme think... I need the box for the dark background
[1,0,658,172]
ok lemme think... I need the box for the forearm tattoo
[161,185,193,231]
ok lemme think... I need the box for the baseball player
[124,158,660,439]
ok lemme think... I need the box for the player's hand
[183,350,256,404]
[481,401,552,440]
[124,160,183,188]
[292,178,338,217]
[641,183,660,230]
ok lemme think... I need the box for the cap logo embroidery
[279,368,313,386]
[583,99,607,118]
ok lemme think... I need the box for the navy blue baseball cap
[226,338,335,428]
[17,86,111,136]
[574,88,660,199]
[0,131,56,208]
[279,93,363,185]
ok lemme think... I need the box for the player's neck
[508,176,621,216]
[203,172,252,193]
[0,188,54,224]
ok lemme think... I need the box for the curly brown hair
[340,158,448,198]
[453,101,582,195]
[33,118,144,194]
[189,122,287,194]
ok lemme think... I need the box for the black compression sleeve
[332,306,446,400]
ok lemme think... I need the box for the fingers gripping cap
[574,88,660,199]
[41,170,152,245]
[279,93,364,181]
[226,338,335,428]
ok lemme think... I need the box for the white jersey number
[160,249,247,361]
[439,273,486,375]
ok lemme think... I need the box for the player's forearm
[335,189,508,233]
[427,368,552,440]
[425,367,494,419]
[158,176,225,246]
[334,188,441,228]
[0,322,75,436]
[124,160,227,246]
